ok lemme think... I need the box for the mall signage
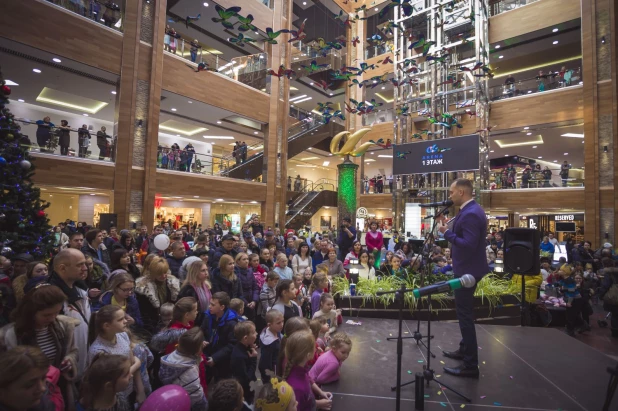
[392,134,480,175]
[555,215,575,221]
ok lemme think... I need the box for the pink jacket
[365,230,383,252]
[308,350,341,384]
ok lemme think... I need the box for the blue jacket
[443,200,490,280]
[201,308,239,379]
[311,250,328,272]
[91,291,143,328]
[540,241,555,254]
[166,255,187,278]
[236,266,259,303]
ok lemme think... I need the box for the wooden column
[264,0,292,228]
[582,0,618,247]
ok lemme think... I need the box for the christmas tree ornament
[19,160,31,170]
[1,85,10,95]
[18,223,25,229]
[6,133,13,140]
[37,210,45,218]
[0,156,6,165]
[1,247,12,255]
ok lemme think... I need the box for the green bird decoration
[236,14,257,32]
[212,5,241,29]
[264,27,289,45]
[228,33,256,47]
[301,60,330,74]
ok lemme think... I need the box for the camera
[340,225,345,230]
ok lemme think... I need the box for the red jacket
[365,230,384,252]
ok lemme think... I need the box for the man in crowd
[211,234,238,269]
[166,242,187,278]
[10,253,33,280]
[162,222,172,235]
[494,232,504,249]
[104,226,119,249]
[68,231,84,250]
[82,229,111,269]
[250,216,264,237]
[548,232,559,247]
[181,225,194,243]
[135,225,149,250]
[312,239,331,272]
[141,225,165,256]
[337,217,357,261]
[244,232,260,254]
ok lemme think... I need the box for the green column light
[337,159,358,223]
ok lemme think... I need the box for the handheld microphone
[419,200,454,208]
[412,274,476,299]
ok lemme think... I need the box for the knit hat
[182,256,202,270]
[255,378,294,411]
[604,242,612,249]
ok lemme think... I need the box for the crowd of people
[46,0,122,28]
[491,161,573,189]
[362,175,393,194]
[156,143,198,172]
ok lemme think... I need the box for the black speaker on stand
[504,228,540,326]
[99,213,118,231]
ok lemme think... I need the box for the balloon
[140,385,191,411]
[20,160,31,170]
[153,234,170,251]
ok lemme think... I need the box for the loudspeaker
[98,214,118,231]
[504,228,540,275]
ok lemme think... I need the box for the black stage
[323,318,615,411]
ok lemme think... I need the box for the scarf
[194,283,212,312]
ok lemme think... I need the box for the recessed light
[527,90,532,94]
[504,154,509,157]
[203,2,209,6]
[216,198,224,201]
[194,196,200,198]
[90,193,96,196]
[171,108,177,111]
[564,153,568,155]
[18,99,24,102]
[495,45,501,49]
[308,147,312,150]
[538,156,543,159]
[5,80,18,86]
[303,1,306,4]
[52,58,62,63]
[498,55,504,59]
[553,41,559,45]
[294,57,299,60]
[552,28,558,32]
[490,150,494,152]
[111,91,117,95]
[532,146,537,148]
[310,82,314,85]
[216,121,222,124]
[374,7,378,11]
[553,160,558,162]
[83,114,89,117]
[381,86,385,90]
[188,100,192,104]
[582,141,585,144]
[523,127,529,130]
[329,93,333,96]
[32,68,41,73]
[561,133,584,138]
[370,152,374,155]
[526,132,532,136]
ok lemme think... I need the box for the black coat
[230,343,257,402]
[236,266,259,303]
[166,255,186,278]
[201,308,239,379]
[210,246,238,270]
[211,268,245,303]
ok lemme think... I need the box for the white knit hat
[604,242,613,248]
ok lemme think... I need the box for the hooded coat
[200,308,239,379]
[159,351,208,410]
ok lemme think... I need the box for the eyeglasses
[119,287,134,293]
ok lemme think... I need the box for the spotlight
[604,146,608,153]
[138,119,143,127]
[602,36,606,44]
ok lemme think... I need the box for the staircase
[223,115,344,180]
[285,179,338,229]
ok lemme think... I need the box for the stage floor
[323,318,615,411]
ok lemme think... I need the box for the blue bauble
[0,157,6,165]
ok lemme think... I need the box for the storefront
[487,215,509,232]
[519,213,585,242]
[155,201,203,231]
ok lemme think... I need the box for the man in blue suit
[438,179,489,378]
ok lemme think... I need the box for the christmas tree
[0,66,54,260]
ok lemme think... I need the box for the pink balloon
[140,385,191,411]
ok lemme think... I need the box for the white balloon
[153,234,170,251]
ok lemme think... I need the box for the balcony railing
[488,168,584,189]
[365,41,393,60]
[362,108,395,126]
[44,0,125,32]
[15,118,115,163]
[489,0,541,17]
[361,177,393,194]
[490,67,582,102]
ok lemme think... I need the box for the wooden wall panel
[490,86,583,131]
[488,188,585,211]
[360,121,394,142]
[156,170,268,202]
[0,0,122,74]
[489,0,581,44]
[138,43,153,82]
[217,0,274,32]
[162,54,270,123]
[31,155,114,190]
[360,194,392,208]
[363,53,394,79]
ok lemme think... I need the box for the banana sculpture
[329,128,376,157]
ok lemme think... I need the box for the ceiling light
[370,152,374,155]
[365,159,376,162]
[202,136,234,139]
[527,90,532,94]
[90,193,96,196]
[499,55,504,59]
[18,99,24,102]
[32,68,41,73]
[203,2,209,6]
[254,131,259,134]
[561,133,584,138]
[532,146,537,148]
[552,28,558,32]
[523,127,529,130]
[171,108,177,111]
[375,7,379,11]
[538,156,543,159]
[194,196,200,198]
[582,141,585,144]
[308,147,312,150]
[553,41,559,45]
[159,125,207,135]
[294,97,313,103]
[310,82,314,85]
[381,86,385,90]
[36,92,108,114]
[504,154,509,157]
[526,132,532,136]
[52,58,62,63]
[553,160,558,162]
[5,80,18,86]
[188,100,192,104]
[83,113,89,116]
[495,45,501,49]
[301,156,319,160]
[294,57,299,60]
[216,199,224,201]
[290,94,308,102]
[373,80,377,83]
[322,161,330,166]
[111,91,117,94]
[303,1,306,4]
[564,153,568,155]
[378,155,393,158]
[490,150,494,152]
[329,93,333,96]
[329,153,332,156]
[216,121,222,124]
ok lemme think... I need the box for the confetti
[345,320,362,326]
[494,402,502,406]
[407,370,412,374]
[440,360,445,364]
[376,340,381,343]
[437,391,442,395]
[460,405,466,409]
[480,396,486,399]
[440,402,447,407]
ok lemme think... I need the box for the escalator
[224,117,344,180]
[285,180,338,229]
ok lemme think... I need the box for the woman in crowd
[57,120,71,156]
[0,285,78,404]
[113,233,138,263]
[135,257,180,333]
[92,273,143,329]
[542,166,552,187]
[291,242,312,277]
[213,223,224,238]
[84,254,109,292]
[235,252,258,320]
[53,226,69,251]
[211,254,245,302]
[178,259,212,326]
[486,241,498,265]
[12,261,48,303]
[365,222,384,269]
[357,251,376,280]
[321,248,345,279]
[343,241,362,267]
[396,242,414,261]
[379,251,395,275]
[110,248,141,281]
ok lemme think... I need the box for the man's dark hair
[193,248,208,258]
[196,234,208,242]
[453,178,473,195]
[212,291,230,309]
[85,229,101,244]
[343,217,352,223]
[69,231,83,241]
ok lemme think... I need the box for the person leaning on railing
[36,116,55,151]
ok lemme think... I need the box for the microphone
[412,274,476,299]
[419,200,454,208]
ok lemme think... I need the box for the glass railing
[362,108,395,126]
[288,178,338,193]
[44,0,125,32]
[361,178,393,194]
[489,0,541,16]
[488,168,584,189]
[14,118,115,163]
[490,67,582,102]
[291,40,343,62]
[163,30,231,70]
[218,53,269,92]
[365,41,393,60]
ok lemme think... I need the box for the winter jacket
[159,351,208,410]
[230,343,257,402]
[210,246,238,270]
[311,250,329,272]
[36,120,55,141]
[258,283,277,317]
[201,308,239,379]
[134,275,180,333]
[81,242,111,271]
[540,241,555,254]
[251,264,267,289]
[96,130,109,147]
[91,291,143,328]
[166,255,187,278]
[258,328,281,381]
[78,127,91,147]
[236,266,259,304]
[308,350,342,384]
[210,268,246,303]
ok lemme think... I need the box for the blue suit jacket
[444,200,490,280]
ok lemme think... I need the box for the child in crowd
[87,305,145,404]
[309,332,352,385]
[312,293,337,335]
[559,269,584,336]
[277,317,310,378]
[259,271,280,318]
[272,279,302,324]
[129,332,154,396]
[208,379,247,411]
[283,330,332,411]
[231,321,259,403]
[309,317,329,354]
[255,377,298,411]
[310,273,328,316]
[158,302,174,331]
[433,257,453,275]
[151,297,199,354]
[79,353,133,411]
[250,254,267,289]
[159,327,208,410]
[293,273,311,318]
[202,292,239,380]
[259,309,284,381]
[274,254,294,281]
[230,298,247,321]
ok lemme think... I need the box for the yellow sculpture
[329,128,375,157]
